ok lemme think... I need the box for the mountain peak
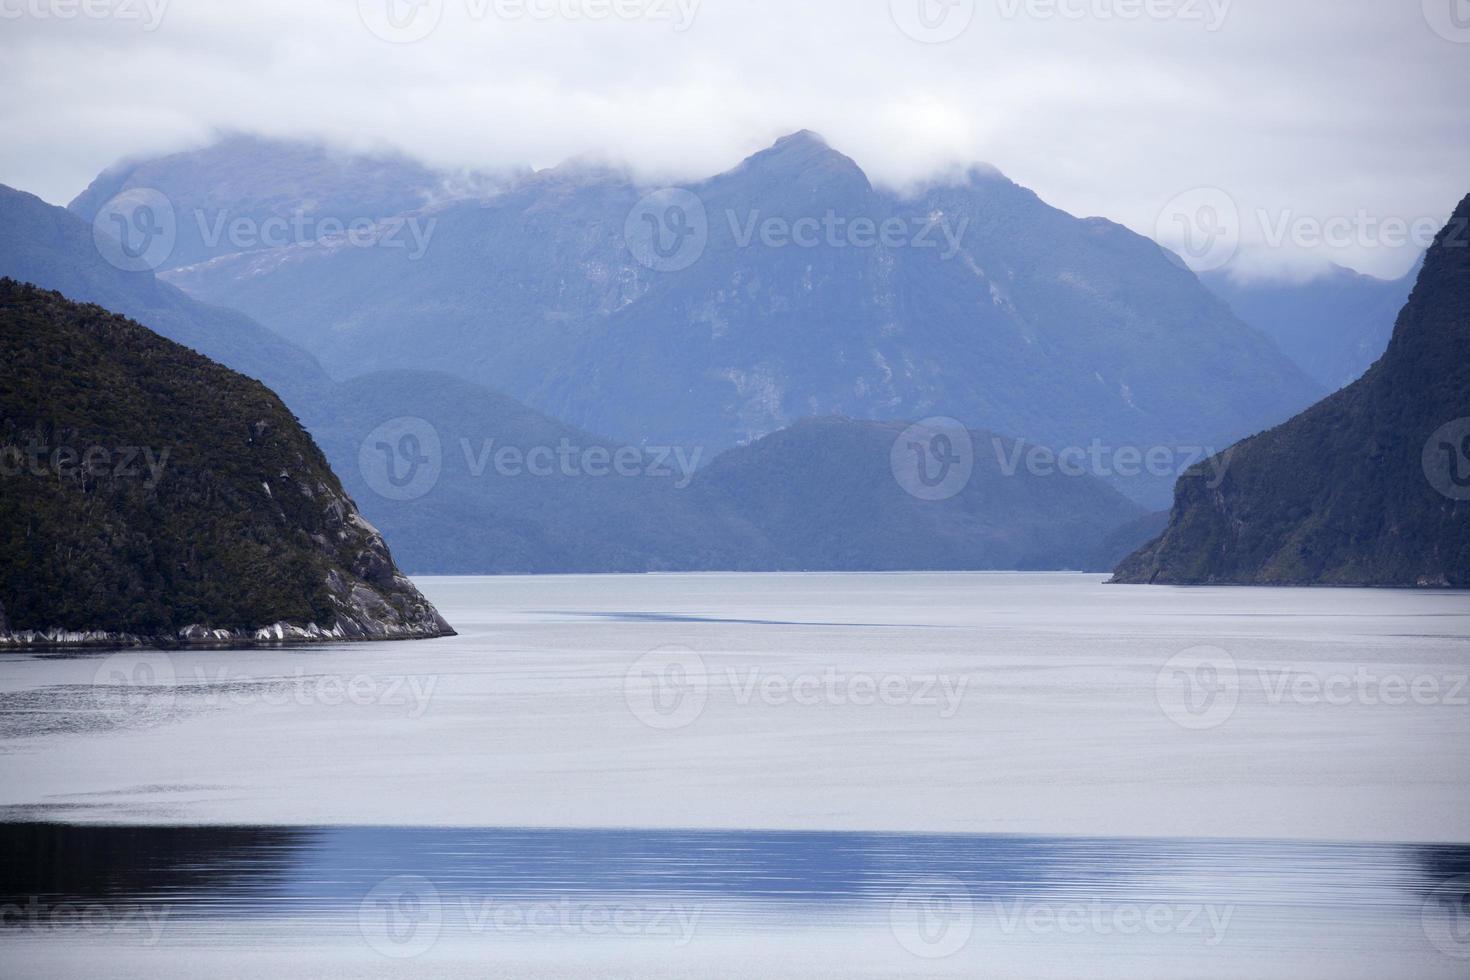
[772,129,829,149]
[723,130,871,195]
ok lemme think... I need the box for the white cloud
[1,0,1466,277]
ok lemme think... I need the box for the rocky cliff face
[0,279,453,647]
[1112,195,1470,587]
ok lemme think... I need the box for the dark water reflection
[2,823,1468,930]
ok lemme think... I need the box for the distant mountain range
[9,131,1459,591]
[1114,196,1470,587]
[0,280,452,647]
[86,132,1324,507]
[1201,261,1417,391]
[2,182,1157,573]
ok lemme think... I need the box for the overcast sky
[2,0,1467,279]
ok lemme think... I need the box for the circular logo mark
[359,417,442,502]
[624,646,708,730]
[92,188,177,272]
[890,877,974,959]
[358,0,443,42]
[889,0,976,43]
[1423,418,1470,501]
[91,652,177,726]
[1423,876,1470,959]
[1156,646,1239,731]
[891,417,975,502]
[359,875,442,958]
[624,188,708,272]
[1424,0,1470,43]
[1155,187,1240,272]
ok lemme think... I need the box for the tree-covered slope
[0,280,452,645]
[1112,195,1470,587]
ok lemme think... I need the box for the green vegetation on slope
[0,279,449,638]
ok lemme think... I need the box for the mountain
[67,134,480,271]
[687,417,1152,571]
[315,379,1160,573]
[149,131,1321,506]
[2,181,1153,574]
[1201,261,1417,390]
[1113,196,1470,587]
[3,182,718,572]
[0,280,453,646]
[333,400,1155,574]
[312,369,775,574]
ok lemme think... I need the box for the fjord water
[3,573,1469,977]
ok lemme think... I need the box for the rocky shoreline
[0,620,456,650]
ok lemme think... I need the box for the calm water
[2,573,1469,977]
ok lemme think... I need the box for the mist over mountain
[1202,261,1418,391]
[68,134,503,271]
[136,131,1322,507]
[1114,197,1470,587]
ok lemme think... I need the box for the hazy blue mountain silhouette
[68,134,479,271]
[1202,261,1418,390]
[141,131,1321,507]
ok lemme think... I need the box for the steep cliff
[1113,196,1470,587]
